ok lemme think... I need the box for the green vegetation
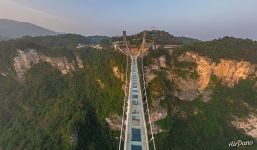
[14,34,88,60]
[112,30,198,45]
[180,36,257,63]
[0,35,126,149]
[147,74,166,107]
[173,61,199,80]
[155,78,257,150]
[1,32,257,149]
[145,46,257,150]
[0,34,88,72]
[174,61,197,69]
[87,36,110,44]
[143,48,172,67]
[0,34,110,72]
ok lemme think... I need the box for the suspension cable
[119,40,129,150]
[141,49,157,150]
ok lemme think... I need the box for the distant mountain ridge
[112,30,199,45]
[0,19,57,40]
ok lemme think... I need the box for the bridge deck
[124,56,149,150]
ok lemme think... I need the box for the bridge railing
[139,51,157,150]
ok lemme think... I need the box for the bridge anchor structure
[119,31,156,150]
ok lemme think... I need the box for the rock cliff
[112,66,124,81]
[143,50,257,135]
[175,52,257,101]
[13,49,84,80]
[232,114,257,140]
[173,77,199,101]
[105,114,121,131]
[182,52,257,89]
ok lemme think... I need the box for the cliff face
[13,49,84,80]
[177,52,257,95]
[144,50,257,135]
[214,59,256,87]
[173,77,199,101]
[105,114,121,131]
[112,66,124,81]
[184,53,214,92]
[146,51,256,102]
[143,56,168,133]
[232,114,257,140]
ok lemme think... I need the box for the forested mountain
[112,30,199,45]
[87,36,110,44]
[142,37,257,149]
[0,34,126,149]
[0,19,57,40]
[0,32,256,149]
[181,36,257,63]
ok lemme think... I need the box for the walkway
[124,55,149,150]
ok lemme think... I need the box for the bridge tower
[123,31,127,43]
[142,31,146,47]
[123,31,129,55]
[140,31,150,54]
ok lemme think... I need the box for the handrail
[119,41,129,150]
[140,49,157,150]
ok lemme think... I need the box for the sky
[0,0,257,40]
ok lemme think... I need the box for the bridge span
[119,31,156,150]
[124,55,149,150]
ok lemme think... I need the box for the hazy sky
[1,0,257,40]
